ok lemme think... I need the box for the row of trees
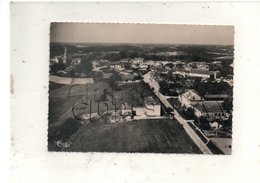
[159,80,180,96]
[194,80,233,96]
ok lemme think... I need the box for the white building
[114,64,125,71]
[172,69,217,79]
[50,57,59,65]
[192,101,228,120]
[134,96,161,117]
[131,58,144,64]
[102,72,113,79]
[197,64,210,71]
[121,96,161,119]
[178,90,202,108]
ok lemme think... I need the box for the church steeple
[63,46,67,64]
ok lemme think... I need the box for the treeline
[194,80,233,96]
[50,44,233,63]
[50,44,65,58]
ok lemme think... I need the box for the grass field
[49,81,154,126]
[49,81,110,125]
[66,119,202,153]
[49,81,201,154]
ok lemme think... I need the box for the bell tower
[63,46,67,64]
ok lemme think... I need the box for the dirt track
[49,75,94,85]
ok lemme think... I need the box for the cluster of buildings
[92,58,142,82]
[50,46,83,76]
[168,61,220,79]
[177,89,232,154]
[178,90,231,124]
[50,46,68,66]
[120,95,161,121]
[131,59,220,80]
[172,69,218,79]
[80,94,162,123]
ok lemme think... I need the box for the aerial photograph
[48,23,233,154]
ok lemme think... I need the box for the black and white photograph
[9,2,260,183]
[48,23,234,154]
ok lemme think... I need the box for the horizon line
[50,42,234,46]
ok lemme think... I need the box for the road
[143,72,212,154]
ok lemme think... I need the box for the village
[49,44,233,154]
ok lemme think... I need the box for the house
[50,57,59,65]
[223,74,233,86]
[179,90,230,122]
[223,79,233,86]
[131,58,144,64]
[139,63,149,69]
[192,101,228,120]
[139,68,149,75]
[142,96,161,117]
[64,66,73,73]
[160,68,169,74]
[197,64,210,71]
[72,58,81,65]
[131,63,140,69]
[172,69,217,79]
[184,66,193,71]
[210,121,222,130]
[121,73,134,82]
[122,96,161,119]
[102,72,113,79]
[178,90,202,108]
[109,64,124,71]
[143,60,152,66]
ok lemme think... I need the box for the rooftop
[181,90,202,101]
[204,94,230,100]
[193,101,223,114]
[121,74,134,81]
[172,69,215,75]
[203,101,223,113]
[144,96,160,106]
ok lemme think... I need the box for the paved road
[143,72,212,154]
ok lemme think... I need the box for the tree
[50,58,66,73]
[102,89,109,101]
[199,116,211,130]
[222,97,233,112]
[195,81,232,96]
[59,118,81,141]
[166,71,174,80]
[119,50,128,59]
[184,107,195,119]
[159,80,169,95]
[222,114,232,131]
[77,58,93,75]
[129,51,139,59]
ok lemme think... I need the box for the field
[48,80,173,152]
[49,80,155,125]
[49,75,94,85]
[49,80,202,154]
[66,119,202,153]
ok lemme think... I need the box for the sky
[50,23,234,45]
